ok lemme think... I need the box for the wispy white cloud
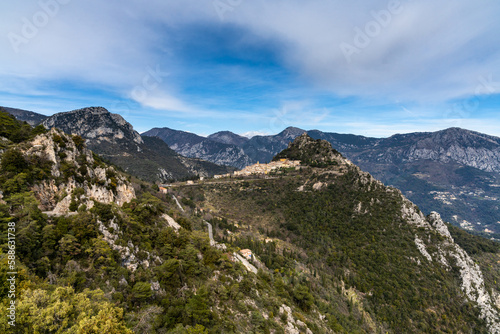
[132,92,196,114]
[224,0,500,102]
[3,0,499,102]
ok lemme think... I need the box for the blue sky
[1,0,500,137]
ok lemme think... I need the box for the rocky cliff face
[175,140,251,169]
[405,207,500,333]
[43,106,143,147]
[24,128,135,214]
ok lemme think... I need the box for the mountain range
[1,109,499,332]
[3,105,500,236]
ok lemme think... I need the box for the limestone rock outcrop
[25,128,135,214]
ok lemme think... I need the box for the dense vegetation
[0,117,336,332]
[0,109,46,145]
[0,117,498,333]
[202,168,494,333]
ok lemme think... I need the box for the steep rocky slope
[43,106,143,147]
[25,128,135,214]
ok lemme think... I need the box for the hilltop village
[158,159,301,192]
[217,159,301,178]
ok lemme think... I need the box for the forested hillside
[0,111,498,333]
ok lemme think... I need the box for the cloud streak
[1,0,499,136]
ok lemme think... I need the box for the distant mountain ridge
[142,126,310,168]
[355,127,500,172]
[142,127,252,169]
[241,126,306,163]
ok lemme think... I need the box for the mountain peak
[273,133,343,166]
[424,127,500,151]
[293,132,313,143]
[438,126,499,140]
[43,106,143,145]
[280,126,306,138]
[208,131,249,146]
[55,106,111,118]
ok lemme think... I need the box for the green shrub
[1,148,28,173]
[52,134,67,148]
[72,135,85,150]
